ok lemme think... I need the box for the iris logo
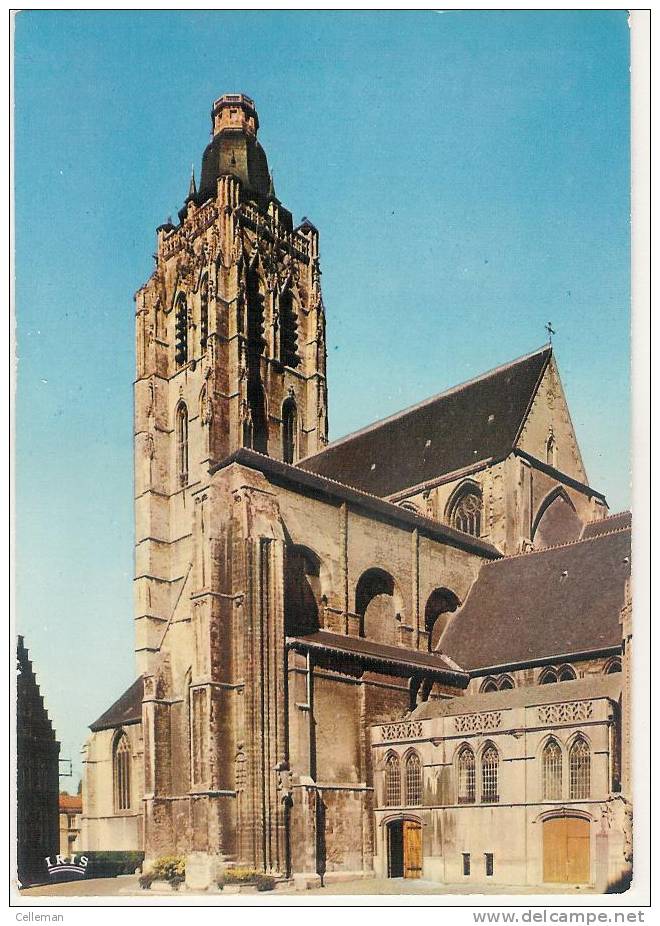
[45,854,88,877]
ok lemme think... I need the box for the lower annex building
[81,93,632,892]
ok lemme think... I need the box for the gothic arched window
[247,379,268,455]
[605,658,622,675]
[481,678,498,694]
[448,484,482,537]
[539,667,558,685]
[457,745,475,804]
[176,402,189,486]
[405,752,422,806]
[282,397,297,464]
[481,744,499,803]
[113,732,131,811]
[385,754,401,806]
[558,665,577,682]
[569,737,591,800]
[200,275,209,352]
[175,293,188,367]
[542,738,563,800]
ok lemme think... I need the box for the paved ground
[304,878,590,896]
[18,874,590,900]
[18,875,143,898]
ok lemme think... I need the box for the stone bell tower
[133,94,328,673]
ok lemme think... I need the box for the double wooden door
[388,820,422,879]
[543,817,590,884]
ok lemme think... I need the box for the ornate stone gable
[515,359,587,483]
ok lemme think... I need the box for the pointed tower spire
[268,170,276,200]
[188,165,197,199]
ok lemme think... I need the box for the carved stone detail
[538,701,593,724]
[454,711,502,733]
[380,720,423,741]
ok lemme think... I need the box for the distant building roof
[439,527,631,673]
[298,346,552,497]
[581,511,631,539]
[59,793,82,813]
[89,676,144,732]
[410,674,622,721]
[287,630,469,684]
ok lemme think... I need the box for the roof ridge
[592,510,631,523]
[297,344,552,462]
[225,449,502,556]
[482,526,631,565]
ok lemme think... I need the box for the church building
[81,94,632,892]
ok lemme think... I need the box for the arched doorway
[543,816,590,884]
[387,819,422,879]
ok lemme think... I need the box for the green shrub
[84,851,145,879]
[223,866,259,883]
[150,855,186,883]
[254,874,276,892]
[217,867,276,891]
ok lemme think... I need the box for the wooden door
[543,818,590,884]
[403,820,422,879]
[566,818,590,883]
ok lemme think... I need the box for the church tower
[133,94,328,674]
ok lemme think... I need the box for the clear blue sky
[15,11,630,783]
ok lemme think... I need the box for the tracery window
[200,275,209,351]
[405,752,422,806]
[175,293,188,367]
[457,745,476,804]
[279,288,300,368]
[449,486,482,537]
[569,737,591,800]
[542,738,563,800]
[113,732,131,811]
[481,744,499,803]
[385,753,401,806]
[282,397,297,464]
[176,402,189,486]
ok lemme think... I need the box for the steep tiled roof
[439,528,630,672]
[298,346,552,497]
[89,676,144,732]
[581,511,631,539]
[410,674,622,720]
[287,630,469,683]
